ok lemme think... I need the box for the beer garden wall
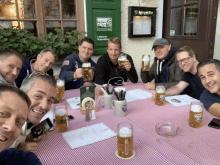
[87,0,162,82]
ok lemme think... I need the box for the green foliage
[0,28,84,57]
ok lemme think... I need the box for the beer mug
[112,100,127,117]
[189,101,203,128]
[155,86,166,106]
[55,105,68,133]
[118,53,127,69]
[54,79,65,103]
[99,94,114,109]
[82,62,93,81]
[117,122,134,159]
[141,55,150,71]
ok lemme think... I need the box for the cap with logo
[152,38,170,50]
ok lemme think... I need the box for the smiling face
[26,78,56,125]
[154,45,171,60]
[0,91,28,152]
[36,52,56,73]
[0,55,22,83]
[176,51,196,73]
[107,42,121,63]
[78,41,94,63]
[198,63,220,95]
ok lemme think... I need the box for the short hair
[79,38,94,48]
[197,59,220,73]
[0,49,23,62]
[39,48,58,62]
[0,84,31,108]
[176,46,195,57]
[20,74,56,93]
[107,37,121,49]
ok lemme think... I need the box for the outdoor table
[37,82,220,165]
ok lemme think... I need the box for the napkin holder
[80,97,98,115]
[80,106,98,115]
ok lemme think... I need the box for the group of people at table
[0,36,220,164]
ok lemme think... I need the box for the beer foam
[118,56,126,61]
[156,88,165,93]
[143,56,149,62]
[119,127,132,137]
[82,63,91,67]
[191,105,203,112]
[57,80,64,86]
[55,108,67,116]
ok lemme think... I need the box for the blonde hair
[176,46,195,57]
[107,37,121,49]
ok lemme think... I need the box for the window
[169,0,199,37]
[0,0,83,36]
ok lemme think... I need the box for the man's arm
[125,55,138,83]
[140,62,156,83]
[208,103,220,118]
[59,56,75,83]
[165,81,189,96]
[95,56,107,85]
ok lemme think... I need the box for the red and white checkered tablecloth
[37,82,220,165]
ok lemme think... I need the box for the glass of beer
[82,62,93,81]
[117,122,134,158]
[54,79,65,103]
[189,101,203,128]
[155,85,166,106]
[55,105,68,133]
[118,53,127,69]
[141,55,150,71]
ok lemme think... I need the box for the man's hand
[26,131,49,142]
[95,87,103,96]
[152,91,156,101]
[124,59,131,71]
[73,68,83,79]
[144,82,155,90]
[83,82,93,86]
[17,142,37,154]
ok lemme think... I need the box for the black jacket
[95,53,138,85]
[15,57,54,88]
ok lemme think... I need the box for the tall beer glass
[117,122,133,158]
[141,55,150,71]
[189,101,203,128]
[54,79,65,103]
[55,105,68,133]
[118,53,127,69]
[155,86,166,106]
[82,62,93,81]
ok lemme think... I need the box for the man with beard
[152,46,205,100]
[10,74,56,154]
[15,48,57,88]
[0,49,23,87]
[0,84,42,164]
[198,59,220,117]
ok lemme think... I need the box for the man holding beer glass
[152,46,205,100]
[10,74,56,154]
[59,38,102,95]
[198,59,220,118]
[141,38,185,91]
[95,37,138,85]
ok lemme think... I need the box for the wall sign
[96,17,112,31]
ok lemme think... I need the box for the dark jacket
[15,57,54,88]
[59,53,96,90]
[95,53,138,85]
[141,47,184,89]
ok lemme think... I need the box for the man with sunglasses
[0,49,23,87]
[15,48,57,88]
[10,74,56,154]
[152,46,205,100]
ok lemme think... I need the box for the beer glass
[82,62,93,81]
[155,86,166,106]
[117,122,133,158]
[118,53,127,69]
[141,55,150,71]
[55,105,68,133]
[189,101,203,128]
[54,79,65,103]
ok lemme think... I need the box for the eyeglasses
[28,71,49,78]
[177,57,191,65]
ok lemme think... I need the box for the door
[86,0,121,55]
[213,1,220,60]
[163,0,219,61]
